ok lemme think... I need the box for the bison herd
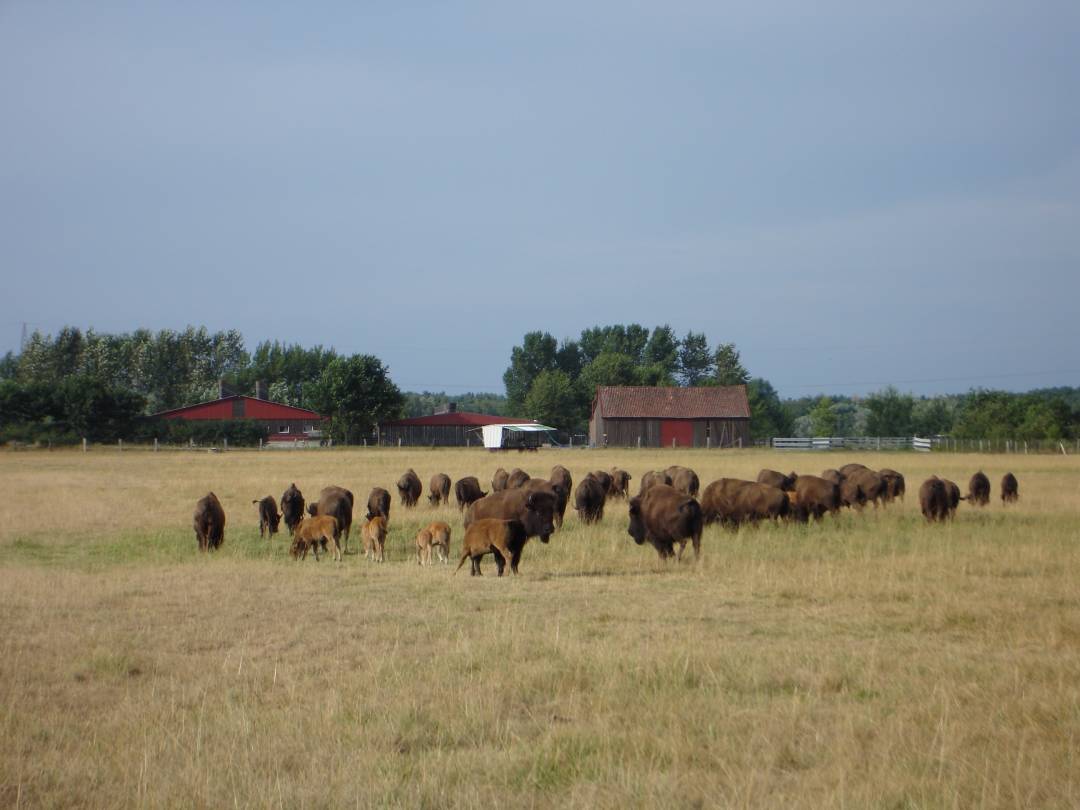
[192,462,1021,574]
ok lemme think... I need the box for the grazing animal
[699,478,754,527]
[847,468,886,508]
[363,516,388,562]
[280,483,305,533]
[193,492,226,552]
[821,469,845,485]
[456,519,529,576]
[666,466,700,497]
[793,475,841,520]
[940,478,963,517]
[506,468,531,489]
[491,468,509,492]
[839,463,869,477]
[416,521,451,565]
[574,475,607,524]
[366,487,391,521]
[838,477,866,509]
[967,471,991,506]
[1001,472,1019,504]
[638,470,673,497]
[290,515,341,561]
[730,483,790,526]
[550,464,573,498]
[524,478,568,529]
[397,469,422,508]
[464,488,556,545]
[627,484,703,561]
[878,469,906,502]
[252,495,281,538]
[454,477,487,511]
[590,470,614,496]
[609,468,632,498]
[919,477,950,522]
[757,469,797,491]
[428,473,451,507]
[315,486,354,552]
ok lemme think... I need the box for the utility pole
[20,322,28,352]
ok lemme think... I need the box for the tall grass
[1,448,1078,808]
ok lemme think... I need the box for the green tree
[579,352,642,393]
[911,397,956,436]
[309,355,404,444]
[523,370,580,431]
[503,332,559,413]
[677,331,712,386]
[643,325,679,377]
[746,378,791,439]
[809,396,838,437]
[713,343,749,386]
[864,386,915,435]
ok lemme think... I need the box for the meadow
[1,446,1078,809]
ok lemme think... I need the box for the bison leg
[510,547,523,575]
[493,549,507,577]
[471,556,482,576]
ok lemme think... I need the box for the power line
[776,368,1080,391]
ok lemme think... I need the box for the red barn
[153,386,326,444]
[589,385,750,448]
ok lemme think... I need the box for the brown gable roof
[593,385,750,419]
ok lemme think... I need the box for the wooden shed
[379,403,535,447]
[588,385,750,448]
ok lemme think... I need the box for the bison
[428,473,451,507]
[879,469,906,503]
[940,478,963,517]
[491,467,509,492]
[666,466,700,497]
[549,465,573,499]
[363,516,388,562]
[590,470,614,496]
[1001,472,1019,504]
[454,477,487,511]
[397,469,422,508]
[416,521,451,565]
[366,487,391,522]
[847,468,885,508]
[315,486,354,551]
[252,495,281,538]
[280,483,305,533]
[465,488,556,545]
[638,470,672,497]
[919,477,950,523]
[967,471,990,506]
[627,484,702,561]
[839,463,868,477]
[821,469,845,485]
[757,469,797,491]
[193,492,225,552]
[506,468,531,489]
[699,478,754,527]
[456,518,529,576]
[290,515,340,561]
[793,475,841,520]
[525,478,568,529]
[729,482,790,526]
[609,468,632,498]
[574,475,606,524]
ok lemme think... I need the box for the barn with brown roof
[378,403,536,447]
[589,385,750,448]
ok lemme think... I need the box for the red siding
[161,400,235,420]
[156,396,323,422]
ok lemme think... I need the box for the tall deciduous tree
[643,325,679,377]
[864,386,914,435]
[309,355,404,444]
[677,331,712,386]
[809,396,838,437]
[713,343,750,386]
[524,370,580,431]
[503,332,559,412]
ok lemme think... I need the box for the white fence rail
[772,436,929,451]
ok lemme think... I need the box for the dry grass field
[1,447,1079,808]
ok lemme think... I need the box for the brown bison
[699,478,754,527]
[456,518,530,576]
[730,483,790,526]
[465,488,557,544]
[638,470,673,497]
[491,468,509,492]
[821,469,845,485]
[363,516,388,562]
[549,465,573,498]
[397,469,422,508]
[919,477,950,522]
[574,475,606,524]
[793,475,841,520]
[666,466,700,497]
[506,468,531,489]
[315,486,354,552]
[1001,472,1019,504]
[193,492,225,552]
[847,468,885,507]
[589,470,614,496]
[967,471,990,506]
[838,477,866,509]
[454,476,487,511]
[524,478,567,529]
[290,515,340,561]
[757,469,797,491]
[879,469,906,502]
[609,468,632,498]
[940,478,963,517]
[366,487,391,521]
[280,483,306,533]
[839,463,868,477]
[416,521,451,565]
[252,495,281,538]
[428,473,451,507]
[627,484,703,561]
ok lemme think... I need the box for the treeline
[0,327,405,445]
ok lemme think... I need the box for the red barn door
[660,420,695,448]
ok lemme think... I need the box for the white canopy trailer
[481,423,556,450]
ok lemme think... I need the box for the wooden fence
[770,436,1078,454]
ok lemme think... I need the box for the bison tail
[454,553,469,574]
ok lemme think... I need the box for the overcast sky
[2,1,1078,397]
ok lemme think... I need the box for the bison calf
[253,495,281,538]
[290,515,340,561]
[456,518,529,576]
[416,521,451,565]
[363,516,388,562]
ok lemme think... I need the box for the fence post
[398,438,402,447]
[223,438,228,452]
[259,438,263,450]
[118,439,123,452]
[154,438,159,452]
[1024,441,1028,454]
[706,436,711,449]
[637,436,642,449]
[82,437,87,453]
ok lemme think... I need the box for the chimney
[218,378,228,400]
[255,380,268,401]
[448,402,457,413]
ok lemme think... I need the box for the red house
[153,384,326,444]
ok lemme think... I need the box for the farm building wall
[591,417,749,448]
[378,424,482,447]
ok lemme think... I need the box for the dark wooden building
[153,383,326,445]
[589,385,750,448]
[379,403,535,447]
